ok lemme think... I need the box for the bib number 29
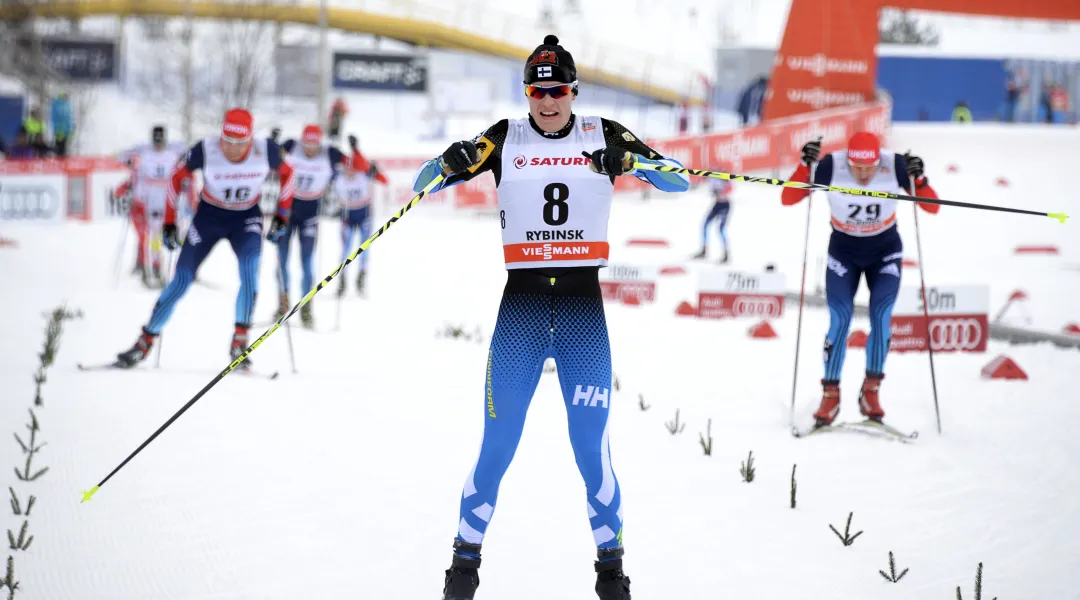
[543,182,569,226]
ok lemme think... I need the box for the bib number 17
[543,182,569,226]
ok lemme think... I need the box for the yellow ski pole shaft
[81,174,445,504]
[631,162,1069,224]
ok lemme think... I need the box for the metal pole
[317,0,328,125]
[182,5,193,142]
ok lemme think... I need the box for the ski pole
[112,206,131,288]
[908,171,942,435]
[154,248,176,369]
[631,162,1069,223]
[276,257,298,375]
[788,196,813,428]
[80,173,445,503]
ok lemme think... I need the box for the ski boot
[229,324,252,370]
[116,327,156,368]
[442,540,481,600]
[336,275,347,298]
[300,303,314,329]
[595,547,632,600]
[719,248,730,264]
[691,247,707,259]
[858,373,885,423]
[813,380,841,427]
[356,270,366,295]
[275,292,290,320]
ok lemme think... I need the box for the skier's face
[526,80,576,132]
[848,161,877,186]
[302,142,320,158]
[221,138,251,162]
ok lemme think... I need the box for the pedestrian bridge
[1,0,708,105]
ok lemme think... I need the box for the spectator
[677,99,689,136]
[1004,71,1025,123]
[952,101,972,123]
[50,92,75,156]
[327,97,348,142]
[22,107,45,142]
[5,127,36,160]
[1049,81,1069,124]
[737,76,768,126]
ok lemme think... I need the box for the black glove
[162,223,180,250]
[347,134,358,150]
[583,147,632,183]
[905,153,925,180]
[440,140,479,175]
[266,215,288,242]
[801,139,822,166]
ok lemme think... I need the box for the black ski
[78,362,279,380]
[792,419,918,443]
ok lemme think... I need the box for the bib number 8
[543,182,569,226]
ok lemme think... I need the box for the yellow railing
[1,0,710,104]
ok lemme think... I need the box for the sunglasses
[524,82,577,99]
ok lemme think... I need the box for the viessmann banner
[332,52,427,92]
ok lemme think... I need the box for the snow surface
[1,123,1079,599]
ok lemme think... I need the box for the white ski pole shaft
[788,196,813,427]
[276,254,298,374]
[910,179,942,435]
[112,207,131,288]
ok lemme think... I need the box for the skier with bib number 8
[782,132,939,427]
[412,35,689,600]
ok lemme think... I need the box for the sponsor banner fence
[599,263,659,304]
[889,285,989,352]
[697,267,787,319]
[0,157,128,222]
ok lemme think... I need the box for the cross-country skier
[781,132,939,427]
[412,35,690,600]
[691,165,734,263]
[114,108,295,369]
[275,124,347,327]
[335,134,388,297]
[116,125,188,287]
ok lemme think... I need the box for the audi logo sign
[928,318,983,351]
[732,296,782,317]
[697,292,786,319]
[889,314,988,353]
[0,185,62,221]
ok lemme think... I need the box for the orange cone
[1009,289,1029,302]
[847,330,868,348]
[980,355,1028,380]
[622,295,642,306]
[1014,246,1059,255]
[626,238,669,247]
[675,301,696,317]
[748,321,777,339]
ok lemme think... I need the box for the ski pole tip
[1049,212,1069,224]
[80,486,100,504]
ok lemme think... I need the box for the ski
[78,362,279,380]
[77,361,127,371]
[792,419,918,443]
